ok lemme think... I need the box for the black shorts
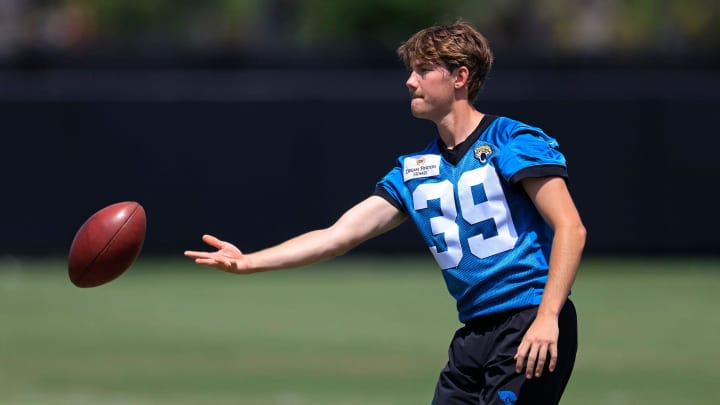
[432,300,577,405]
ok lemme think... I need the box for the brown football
[68,201,146,287]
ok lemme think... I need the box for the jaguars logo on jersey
[474,144,493,163]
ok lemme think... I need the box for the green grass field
[1,255,718,404]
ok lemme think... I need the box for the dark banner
[2,68,718,256]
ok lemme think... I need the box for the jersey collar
[437,114,497,166]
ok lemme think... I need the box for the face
[405,60,456,121]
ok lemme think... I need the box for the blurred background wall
[2,0,719,257]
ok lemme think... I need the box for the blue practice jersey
[375,115,568,322]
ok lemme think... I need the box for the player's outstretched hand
[184,234,253,274]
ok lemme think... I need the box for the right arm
[184,195,407,274]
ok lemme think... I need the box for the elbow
[555,219,587,252]
[323,227,363,259]
[332,243,355,258]
[575,221,587,251]
[333,234,365,257]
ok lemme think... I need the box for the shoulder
[375,140,440,203]
[394,139,440,163]
[485,116,567,182]
[481,116,560,157]
[485,116,549,141]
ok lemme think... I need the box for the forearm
[537,222,586,317]
[246,196,406,273]
[185,197,405,275]
[245,227,353,272]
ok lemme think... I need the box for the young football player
[185,19,586,405]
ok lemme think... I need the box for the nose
[406,71,418,91]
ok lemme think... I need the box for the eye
[414,64,433,75]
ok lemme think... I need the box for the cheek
[426,83,453,102]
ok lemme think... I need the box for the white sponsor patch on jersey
[403,154,441,182]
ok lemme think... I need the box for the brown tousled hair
[397,19,494,101]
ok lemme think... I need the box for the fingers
[184,234,249,274]
[515,342,539,378]
[183,250,208,259]
[514,341,558,379]
[181,253,220,267]
[533,345,547,378]
[201,234,225,248]
[187,255,232,272]
[514,342,528,375]
[526,344,540,378]
[548,344,558,372]
[183,235,227,259]
[183,235,226,268]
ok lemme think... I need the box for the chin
[409,103,427,118]
[410,107,431,120]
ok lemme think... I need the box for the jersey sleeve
[374,164,408,214]
[496,121,568,184]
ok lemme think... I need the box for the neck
[436,105,484,149]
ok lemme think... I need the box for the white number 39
[412,166,518,269]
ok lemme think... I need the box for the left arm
[514,176,587,378]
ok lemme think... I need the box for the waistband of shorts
[463,305,539,329]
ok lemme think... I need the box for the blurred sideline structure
[1,1,719,257]
[1,1,718,68]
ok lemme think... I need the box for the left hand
[514,313,559,379]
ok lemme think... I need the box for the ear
[453,66,470,90]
